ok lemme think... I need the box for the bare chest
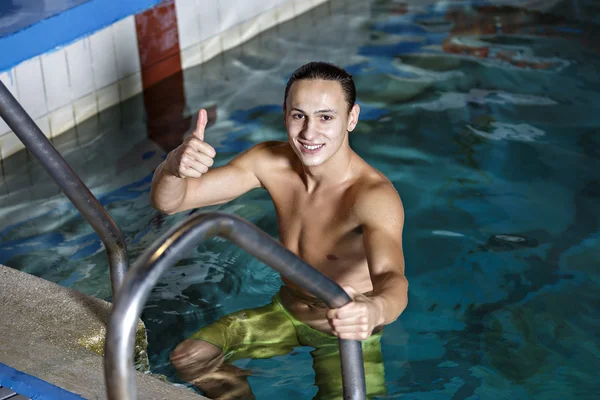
[269,185,365,270]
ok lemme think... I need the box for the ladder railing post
[0,81,129,295]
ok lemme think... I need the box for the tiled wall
[0,0,329,161]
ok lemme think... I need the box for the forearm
[150,159,188,214]
[370,271,408,326]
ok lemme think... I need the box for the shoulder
[231,140,290,166]
[231,141,296,178]
[351,165,404,228]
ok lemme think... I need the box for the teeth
[302,144,323,150]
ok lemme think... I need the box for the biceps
[363,227,405,275]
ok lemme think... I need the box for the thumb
[341,285,358,300]
[193,109,208,141]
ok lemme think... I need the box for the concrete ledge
[0,265,206,400]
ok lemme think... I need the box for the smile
[301,143,324,150]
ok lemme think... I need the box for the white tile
[0,69,18,99]
[49,104,75,136]
[295,0,315,15]
[201,36,222,63]
[73,93,97,125]
[221,25,241,52]
[218,0,240,33]
[239,17,261,44]
[277,0,296,23]
[96,82,120,112]
[175,0,201,50]
[257,7,279,32]
[15,57,48,120]
[34,115,51,139]
[236,0,262,22]
[90,26,118,89]
[313,0,328,6]
[181,43,203,69]
[264,0,281,9]
[118,72,142,101]
[113,16,141,79]
[0,133,25,160]
[40,50,70,112]
[65,38,95,100]
[197,0,221,42]
[0,69,19,135]
[0,119,9,136]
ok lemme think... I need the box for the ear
[347,103,360,132]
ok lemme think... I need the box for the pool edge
[0,264,206,400]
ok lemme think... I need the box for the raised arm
[150,109,267,215]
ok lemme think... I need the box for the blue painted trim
[0,362,85,399]
[0,0,91,38]
[0,0,162,72]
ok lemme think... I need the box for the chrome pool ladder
[104,212,367,400]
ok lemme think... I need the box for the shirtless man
[150,62,408,400]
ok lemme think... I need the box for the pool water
[1,0,599,399]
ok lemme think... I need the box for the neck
[301,143,354,193]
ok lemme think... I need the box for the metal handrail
[105,212,367,400]
[0,81,129,295]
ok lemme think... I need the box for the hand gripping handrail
[105,212,367,400]
[0,81,128,295]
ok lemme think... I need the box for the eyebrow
[291,107,337,115]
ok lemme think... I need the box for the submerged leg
[308,332,387,400]
[171,294,300,399]
[171,339,255,400]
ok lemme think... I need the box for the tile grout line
[87,36,101,120]
[38,56,52,138]
[108,23,121,111]
[65,45,82,145]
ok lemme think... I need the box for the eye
[293,113,305,120]
[321,115,333,121]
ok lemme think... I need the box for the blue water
[1,0,599,399]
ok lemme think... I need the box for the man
[150,62,408,399]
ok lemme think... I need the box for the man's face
[284,79,359,167]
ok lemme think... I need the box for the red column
[134,0,188,152]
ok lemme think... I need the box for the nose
[299,118,319,141]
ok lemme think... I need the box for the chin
[300,158,325,167]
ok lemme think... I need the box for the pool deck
[0,265,206,400]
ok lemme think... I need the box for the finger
[179,154,209,176]
[334,330,372,341]
[187,138,216,159]
[331,313,368,327]
[193,109,208,141]
[177,163,203,179]
[332,324,370,334]
[342,285,358,299]
[327,308,339,321]
[183,147,214,168]
[335,303,367,319]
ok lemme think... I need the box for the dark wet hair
[284,62,356,112]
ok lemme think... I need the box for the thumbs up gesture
[166,109,216,179]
